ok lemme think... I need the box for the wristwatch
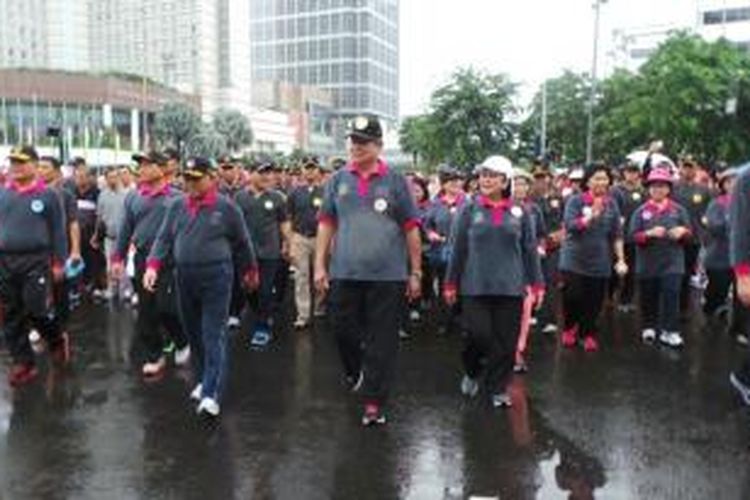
[410,269,423,279]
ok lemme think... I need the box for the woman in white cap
[444,156,544,408]
[559,163,627,352]
[629,167,693,348]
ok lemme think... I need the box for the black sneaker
[361,402,387,426]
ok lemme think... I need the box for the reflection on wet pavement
[1,303,749,499]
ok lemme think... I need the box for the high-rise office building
[0,0,89,71]
[250,0,399,123]
[609,0,750,73]
[697,0,750,52]
[89,0,252,118]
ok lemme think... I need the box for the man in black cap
[162,147,183,191]
[1,146,69,386]
[315,115,422,426]
[67,156,105,300]
[530,162,563,334]
[111,151,189,378]
[673,155,713,311]
[234,160,291,347]
[145,157,257,417]
[288,156,325,329]
[37,155,82,342]
[611,161,645,312]
[217,155,245,198]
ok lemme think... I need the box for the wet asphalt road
[1,294,750,500]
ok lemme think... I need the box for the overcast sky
[399,0,700,116]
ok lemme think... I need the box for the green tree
[596,33,750,163]
[212,108,253,153]
[399,115,441,168]
[430,68,518,168]
[520,71,591,162]
[398,68,518,171]
[186,124,227,159]
[153,102,201,157]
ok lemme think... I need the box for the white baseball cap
[476,155,514,179]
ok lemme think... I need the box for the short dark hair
[582,162,613,190]
[39,156,61,169]
[411,176,429,203]
[163,147,180,161]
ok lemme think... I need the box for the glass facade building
[250,0,399,122]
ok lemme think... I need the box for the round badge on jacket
[693,194,703,204]
[511,206,523,218]
[632,192,642,202]
[374,198,388,213]
[642,210,653,221]
[30,199,45,214]
[264,200,274,210]
[551,199,560,209]
[313,198,322,208]
[450,206,457,214]
[582,206,593,218]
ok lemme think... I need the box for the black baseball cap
[183,157,215,179]
[438,164,461,182]
[8,145,39,163]
[132,150,169,166]
[347,115,383,142]
[301,156,320,169]
[257,161,276,174]
[217,154,237,166]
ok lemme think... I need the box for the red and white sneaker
[561,327,578,348]
[583,336,599,352]
[361,402,387,427]
[8,363,38,387]
[142,357,167,378]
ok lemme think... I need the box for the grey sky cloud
[399,0,699,116]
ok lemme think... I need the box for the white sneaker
[226,316,241,329]
[409,310,421,322]
[190,384,203,401]
[460,375,479,398]
[131,294,139,307]
[142,356,166,377]
[641,328,657,343]
[736,334,749,347]
[659,331,684,348]
[197,397,220,417]
[175,345,191,366]
[28,329,46,354]
[542,323,558,334]
[293,318,309,329]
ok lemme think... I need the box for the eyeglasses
[220,164,235,170]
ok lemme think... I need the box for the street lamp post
[586,0,606,165]
[541,80,548,158]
